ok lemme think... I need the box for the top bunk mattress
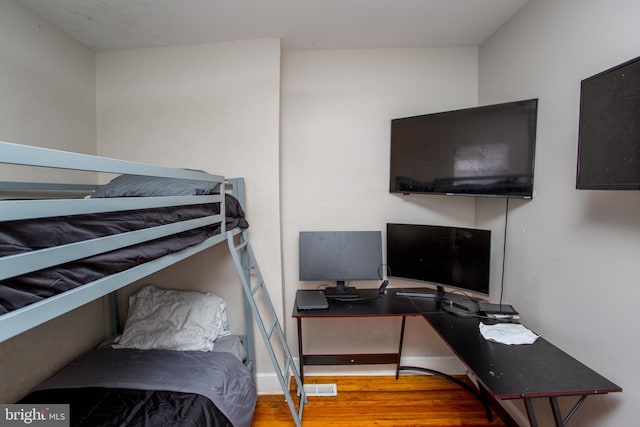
[0,195,248,315]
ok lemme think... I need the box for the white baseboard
[255,355,466,395]
[256,372,290,395]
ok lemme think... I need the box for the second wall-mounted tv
[389,99,538,198]
[577,55,640,190]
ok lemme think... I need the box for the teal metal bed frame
[0,140,306,427]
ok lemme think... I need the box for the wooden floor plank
[251,375,507,427]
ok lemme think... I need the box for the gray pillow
[113,285,231,351]
[90,174,218,198]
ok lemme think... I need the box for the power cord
[378,279,389,295]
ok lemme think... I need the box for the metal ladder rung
[250,280,264,295]
[234,241,248,251]
[267,320,277,339]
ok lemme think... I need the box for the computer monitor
[386,223,491,298]
[299,231,383,298]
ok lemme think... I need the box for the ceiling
[21,0,530,51]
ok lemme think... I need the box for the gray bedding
[34,347,257,427]
[0,195,248,314]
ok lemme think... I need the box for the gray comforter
[0,195,248,314]
[35,347,257,427]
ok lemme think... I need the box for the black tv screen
[386,223,491,297]
[390,99,538,198]
[577,56,640,190]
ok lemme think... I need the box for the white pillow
[113,285,230,351]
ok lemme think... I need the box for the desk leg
[401,365,493,422]
[552,395,588,427]
[525,395,589,427]
[524,398,539,427]
[550,397,565,426]
[297,317,304,383]
[396,316,407,379]
[477,384,495,423]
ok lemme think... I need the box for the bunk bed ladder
[227,230,307,427]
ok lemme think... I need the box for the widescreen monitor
[386,223,491,297]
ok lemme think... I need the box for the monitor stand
[324,281,360,299]
[396,286,476,312]
[396,286,445,300]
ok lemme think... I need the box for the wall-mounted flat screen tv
[389,99,538,198]
[577,56,640,190]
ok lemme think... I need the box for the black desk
[425,311,622,427]
[292,288,421,380]
[292,288,622,427]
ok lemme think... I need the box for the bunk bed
[0,140,307,427]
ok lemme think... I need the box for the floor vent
[302,383,338,396]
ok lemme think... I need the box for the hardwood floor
[251,375,508,427]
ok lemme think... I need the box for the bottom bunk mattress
[20,342,256,427]
[22,388,232,427]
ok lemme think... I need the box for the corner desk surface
[293,288,621,426]
[423,311,620,399]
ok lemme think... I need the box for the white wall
[0,0,96,183]
[95,39,283,380]
[4,4,636,422]
[479,0,638,425]
[0,0,99,402]
[281,48,486,372]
